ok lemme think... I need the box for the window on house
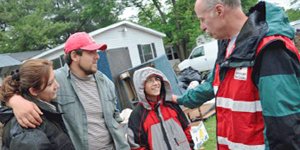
[137,43,157,63]
[52,54,65,69]
[52,58,62,69]
[60,54,65,65]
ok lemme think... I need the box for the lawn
[202,115,216,150]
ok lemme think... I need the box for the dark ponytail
[0,70,21,102]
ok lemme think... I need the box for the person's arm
[176,72,215,108]
[127,107,148,150]
[6,95,42,128]
[9,129,51,150]
[253,41,300,148]
[112,95,123,123]
[127,128,147,150]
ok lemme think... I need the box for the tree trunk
[171,0,186,60]
[177,42,186,61]
[152,0,167,24]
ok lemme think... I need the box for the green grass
[202,115,216,150]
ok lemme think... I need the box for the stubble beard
[79,63,97,76]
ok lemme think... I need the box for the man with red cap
[5,32,130,150]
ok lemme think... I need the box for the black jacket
[0,95,74,150]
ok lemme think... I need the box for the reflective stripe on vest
[217,97,262,112]
[218,136,265,150]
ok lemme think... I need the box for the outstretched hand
[8,95,43,128]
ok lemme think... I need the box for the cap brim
[81,43,107,51]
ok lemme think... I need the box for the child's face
[144,75,161,98]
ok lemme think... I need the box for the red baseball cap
[64,32,107,54]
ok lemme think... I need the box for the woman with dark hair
[127,67,193,150]
[0,59,74,150]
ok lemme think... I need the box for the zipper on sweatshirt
[154,104,172,150]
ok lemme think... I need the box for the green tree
[124,0,257,60]
[0,0,68,53]
[286,9,300,21]
[168,0,202,59]
[241,0,257,13]
[0,0,123,53]
[124,0,199,60]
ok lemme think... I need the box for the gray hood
[133,67,173,110]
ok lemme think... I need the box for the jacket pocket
[56,95,77,125]
[165,118,190,150]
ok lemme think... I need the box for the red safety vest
[212,35,299,150]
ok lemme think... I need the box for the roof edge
[31,21,166,59]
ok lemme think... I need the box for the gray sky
[119,7,138,20]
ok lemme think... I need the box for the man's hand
[7,95,43,128]
[172,95,178,103]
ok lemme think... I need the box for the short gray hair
[204,0,241,9]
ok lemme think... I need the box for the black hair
[159,77,166,98]
[64,50,83,65]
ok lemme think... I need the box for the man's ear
[29,87,38,96]
[215,3,224,16]
[70,51,79,62]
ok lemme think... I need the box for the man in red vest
[173,0,300,149]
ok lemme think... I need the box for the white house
[32,21,167,68]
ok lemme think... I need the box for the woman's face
[144,75,162,100]
[37,69,59,102]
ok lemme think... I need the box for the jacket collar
[216,2,268,67]
[23,94,58,114]
[216,1,295,68]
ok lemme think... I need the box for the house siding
[94,25,165,67]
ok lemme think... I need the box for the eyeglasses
[145,76,161,84]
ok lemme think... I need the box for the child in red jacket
[127,67,193,150]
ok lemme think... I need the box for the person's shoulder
[128,104,148,127]
[54,66,67,77]
[165,101,184,112]
[165,101,180,107]
[4,117,40,137]
[94,70,105,78]
[8,126,51,148]
[130,104,146,117]
[94,71,114,85]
